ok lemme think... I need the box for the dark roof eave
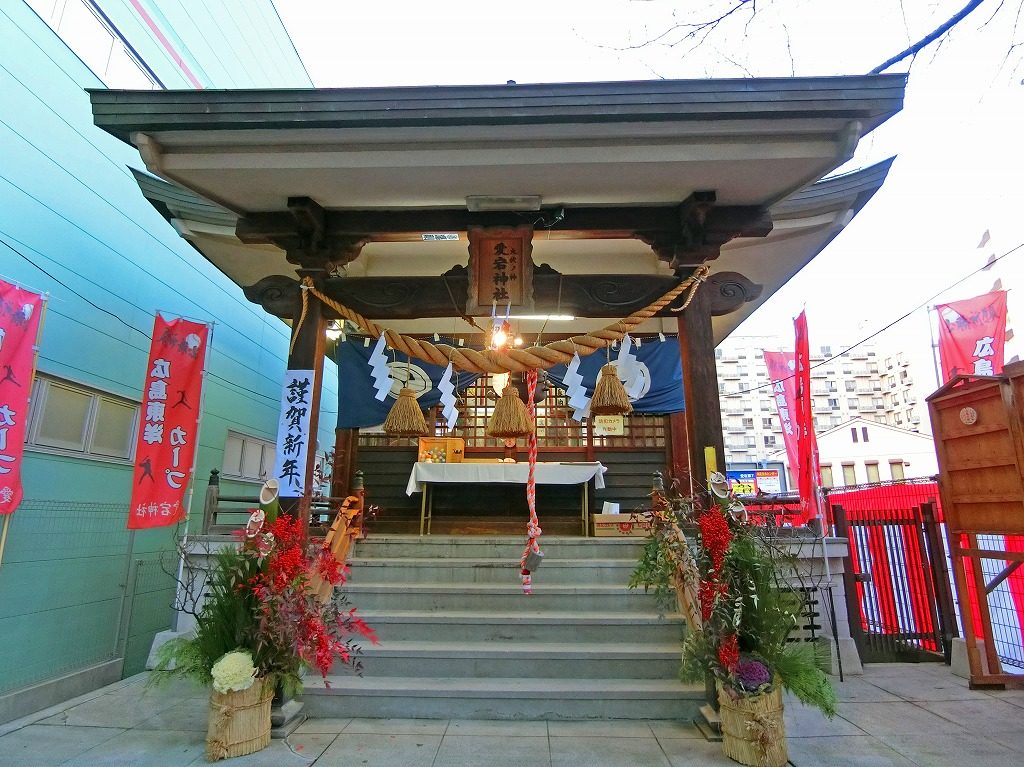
[89,74,907,145]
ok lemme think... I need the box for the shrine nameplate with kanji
[466,226,534,316]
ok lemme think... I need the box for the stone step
[350,640,682,679]
[354,535,648,561]
[357,610,684,643]
[303,676,703,720]
[344,582,660,612]
[348,557,639,586]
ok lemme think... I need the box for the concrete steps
[308,535,699,720]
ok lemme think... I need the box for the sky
[273,0,1023,393]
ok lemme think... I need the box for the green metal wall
[0,1,323,708]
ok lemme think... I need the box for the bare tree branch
[623,0,758,50]
[869,0,988,73]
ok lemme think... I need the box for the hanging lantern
[383,388,429,437]
[590,363,633,416]
[487,384,533,438]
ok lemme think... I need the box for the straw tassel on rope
[383,388,428,437]
[487,385,532,438]
[591,363,633,415]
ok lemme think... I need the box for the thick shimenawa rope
[303,264,710,374]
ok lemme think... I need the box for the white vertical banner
[272,369,314,495]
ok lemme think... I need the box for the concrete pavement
[1,663,1022,766]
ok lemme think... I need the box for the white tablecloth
[405,461,607,495]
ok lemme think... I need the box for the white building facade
[717,335,931,469]
[769,416,938,488]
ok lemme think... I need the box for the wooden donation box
[417,437,464,463]
[927,360,1024,687]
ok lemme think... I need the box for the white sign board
[593,415,624,436]
[272,369,314,495]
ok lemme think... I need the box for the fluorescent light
[509,314,576,321]
[466,195,542,212]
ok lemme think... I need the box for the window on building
[26,0,161,89]
[845,380,856,392]
[27,374,138,460]
[847,398,859,409]
[828,398,839,409]
[742,417,754,429]
[223,432,276,482]
[895,412,903,424]
[842,464,857,485]
[764,435,776,448]
[718,382,726,394]
[820,465,834,488]
[831,416,842,427]
[872,397,884,409]
[866,462,880,483]
[851,427,858,443]
[892,393,901,406]
[861,426,870,442]
[762,417,774,429]
[820,345,832,357]
[828,381,838,392]
[889,461,906,481]
[872,381,882,391]
[715,348,723,359]
[869,362,879,373]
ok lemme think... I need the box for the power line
[729,237,1024,395]
[0,234,319,393]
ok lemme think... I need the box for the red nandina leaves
[230,513,374,684]
[697,508,732,574]
[717,633,740,673]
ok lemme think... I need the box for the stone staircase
[303,535,703,720]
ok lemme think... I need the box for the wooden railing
[201,469,366,537]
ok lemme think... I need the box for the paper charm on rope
[615,334,645,400]
[368,336,392,401]
[564,352,591,421]
[438,362,458,431]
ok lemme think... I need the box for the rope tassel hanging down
[520,369,542,594]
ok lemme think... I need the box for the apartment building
[717,335,930,467]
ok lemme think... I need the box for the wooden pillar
[667,412,691,493]
[332,427,359,498]
[676,283,725,497]
[280,268,327,535]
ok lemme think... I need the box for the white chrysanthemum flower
[211,651,257,693]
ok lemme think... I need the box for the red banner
[793,311,821,523]
[935,290,1007,383]
[128,315,209,529]
[0,282,45,516]
[762,351,799,491]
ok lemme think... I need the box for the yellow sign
[593,415,624,436]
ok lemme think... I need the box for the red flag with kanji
[128,315,209,529]
[935,290,1007,383]
[0,281,45,516]
[793,311,822,523]
[762,351,800,489]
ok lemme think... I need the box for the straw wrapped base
[206,677,274,762]
[717,682,787,767]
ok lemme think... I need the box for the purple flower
[736,656,772,691]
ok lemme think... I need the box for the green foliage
[774,642,838,718]
[148,546,260,688]
[628,533,676,613]
[632,496,839,719]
